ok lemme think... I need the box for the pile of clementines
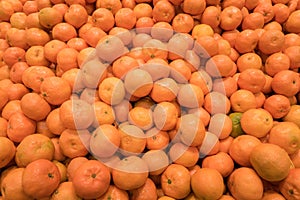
[0,0,300,199]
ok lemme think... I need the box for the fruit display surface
[0,0,300,199]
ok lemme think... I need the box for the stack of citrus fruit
[0,0,300,199]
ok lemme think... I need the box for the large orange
[279,168,300,200]
[250,143,294,182]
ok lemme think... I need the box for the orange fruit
[92,7,115,32]
[208,113,232,139]
[52,22,77,42]
[169,142,199,167]
[230,89,257,112]
[261,191,286,200]
[22,159,61,199]
[200,6,221,28]
[268,121,300,155]
[72,159,111,199]
[20,92,51,121]
[112,55,139,79]
[253,2,274,23]
[130,178,157,200]
[142,149,169,176]
[240,108,273,138]
[15,133,54,167]
[59,129,89,159]
[227,167,264,200]
[199,131,220,156]
[263,94,291,119]
[115,7,136,29]
[237,52,262,72]
[150,77,179,103]
[234,29,259,54]
[0,136,15,168]
[202,152,234,177]
[250,143,294,182]
[1,99,21,120]
[112,156,149,190]
[91,99,114,123]
[25,45,49,66]
[123,68,153,98]
[9,61,29,84]
[7,112,36,143]
[133,3,152,19]
[241,12,265,30]
[189,69,212,95]
[80,26,107,48]
[284,104,300,128]
[25,27,51,47]
[271,69,300,97]
[119,124,146,155]
[51,181,81,200]
[128,106,153,130]
[67,37,89,52]
[220,6,243,31]
[150,21,173,42]
[229,134,262,166]
[191,168,224,200]
[80,57,108,88]
[279,168,300,200]
[96,0,122,14]
[3,46,26,67]
[284,10,300,33]
[1,168,32,200]
[90,124,121,158]
[97,185,129,200]
[64,4,88,29]
[51,138,66,162]
[44,39,67,63]
[203,91,231,115]
[40,76,71,105]
[152,0,175,23]
[264,52,290,76]
[219,136,234,153]
[56,47,79,73]
[169,59,192,83]
[182,0,206,15]
[38,7,63,29]
[0,117,7,137]
[59,99,94,130]
[284,45,300,70]
[194,35,219,58]
[177,83,204,108]
[177,113,206,147]
[161,164,191,199]
[258,29,285,55]
[98,77,126,106]
[237,68,266,93]
[146,127,169,150]
[172,13,194,33]
[205,54,235,78]
[283,33,300,50]
[66,156,88,181]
